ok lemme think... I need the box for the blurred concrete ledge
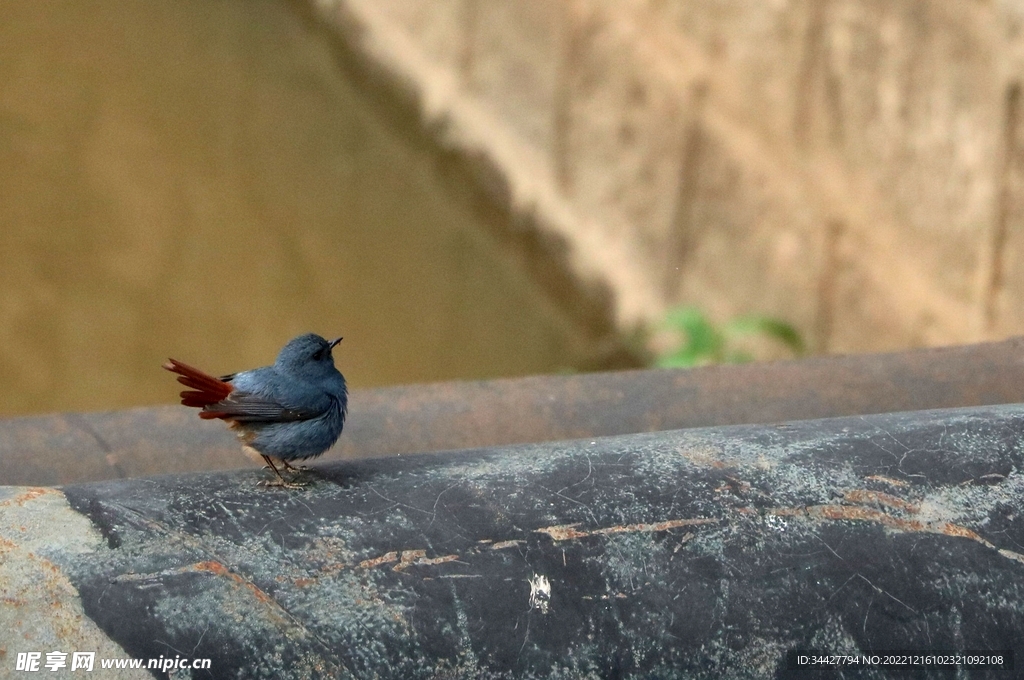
[2,339,1024,486]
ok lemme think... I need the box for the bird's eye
[313,348,324,361]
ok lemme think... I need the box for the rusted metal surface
[3,339,1024,486]
[2,404,1022,677]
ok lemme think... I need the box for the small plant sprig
[655,306,805,368]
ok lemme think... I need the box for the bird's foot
[261,464,305,472]
[257,477,307,489]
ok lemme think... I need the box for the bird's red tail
[163,358,233,411]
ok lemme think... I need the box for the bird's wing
[198,393,316,423]
[199,372,331,423]
[164,360,327,423]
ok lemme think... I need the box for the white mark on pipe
[528,573,551,614]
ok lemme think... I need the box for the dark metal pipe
[4,339,1024,486]
[3,403,1023,677]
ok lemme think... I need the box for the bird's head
[275,333,343,382]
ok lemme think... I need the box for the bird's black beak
[329,337,343,349]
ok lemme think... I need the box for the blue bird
[164,333,348,487]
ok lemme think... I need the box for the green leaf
[656,353,700,368]
[662,307,724,362]
[654,307,805,368]
[724,316,805,355]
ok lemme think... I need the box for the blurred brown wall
[316,0,1024,352]
[0,0,636,416]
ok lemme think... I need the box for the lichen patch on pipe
[0,487,147,678]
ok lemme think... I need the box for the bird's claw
[257,478,307,489]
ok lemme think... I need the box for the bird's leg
[257,455,304,489]
[280,460,309,472]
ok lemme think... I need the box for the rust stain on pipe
[842,488,920,512]
[863,475,909,487]
[358,551,398,569]
[767,502,1024,564]
[536,517,720,542]
[194,560,278,606]
[0,487,56,507]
